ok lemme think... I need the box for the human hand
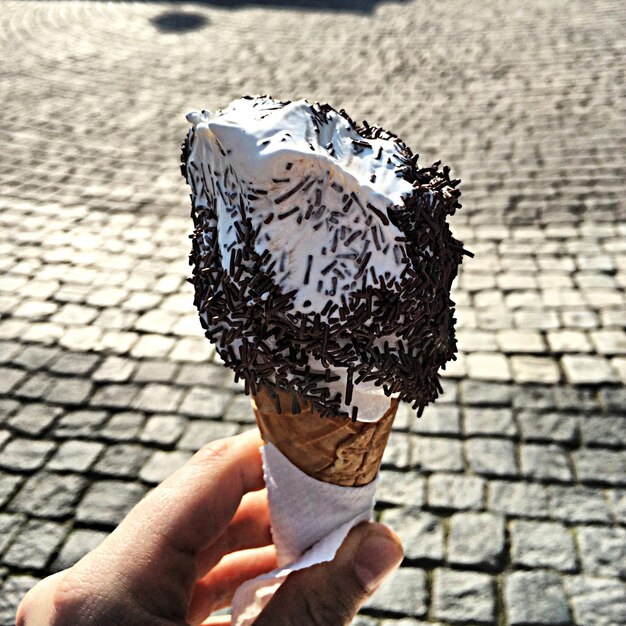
[17,430,403,625]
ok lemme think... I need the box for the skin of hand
[16,430,404,626]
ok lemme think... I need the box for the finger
[16,571,65,626]
[124,429,265,555]
[188,545,278,625]
[76,430,266,616]
[197,489,271,575]
[254,522,403,626]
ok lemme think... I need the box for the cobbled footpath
[0,1,625,624]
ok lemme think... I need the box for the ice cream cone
[252,386,398,487]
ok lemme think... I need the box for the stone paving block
[516,410,579,444]
[96,330,139,354]
[520,444,572,482]
[90,383,140,409]
[512,384,556,410]
[413,405,460,435]
[377,471,424,507]
[12,345,58,370]
[547,485,611,524]
[49,352,100,376]
[140,414,187,446]
[547,329,593,353]
[466,438,518,477]
[612,356,626,383]
[381,508,444,562]
[133,359,179,383]
[134,309,178,334]
[573,448,625,485]
[7,403,62,436]
[13,371,57,401]
[0,513,24,555]
[58,326,103,352]
[456,329,497,352]
[461,380,512,406]
[0,320,29,342]
[0,472,23,508]
[560,308,599,329]
[607,489,626,524]
[178,387,233,419]
[9,471,87,518]
[177,420,239,452]
[496,329,545,353]
[45,377,94,406]
[13,299,58,320]
[131,383,184,414]
[0,341,21,365]
[51,528,108,572]
[0,575,40,624]
[93,444,152,479]
[514,308,560,330]
[53,409,108,439]
[590,329,626,355]
[99,412,145,442]
[223,394,256,424]
[139,450,193,484]
[582,288,622,307]
[510,356,561,383]
[598,387,626,413]
[577,526,626,578]
[2,518,68,570]
[432,568,494,624]
[580,416,626,447]
[600,307,625,327]
[50,303,98,325]
[130,334,175,359]
[364,567,427,617]
[76,480,147,526]
[92,355,136,382]
[505,570,571,625]
[564,575,626,626]
[169,337,216,363]
[447,512,505,568]
[47,440,104,473]
[413,436,463,473]
[428,473,484,511]
[175,363,230,388]
[464,407,516,436]
[0,366,26,394]
[510,520,577,571]
[0,438,56,472]
[382,432,412,469]
[554,386,599,413]
[562,355,617,384]
[466,352,511,381]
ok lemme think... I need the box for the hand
[17,430,403,625]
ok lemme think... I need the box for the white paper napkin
[230,443,377,626]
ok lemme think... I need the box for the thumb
[254,522,403,626]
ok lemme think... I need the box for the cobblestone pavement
[1,1,625,624]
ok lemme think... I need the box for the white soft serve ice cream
[182,96,465,422]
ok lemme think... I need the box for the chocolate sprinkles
[182,96,467,421]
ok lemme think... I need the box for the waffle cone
[251,386,398,486]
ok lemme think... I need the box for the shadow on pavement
[154,0,407,14]
[152,11,209,33]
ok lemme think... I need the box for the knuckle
[194,438,231,467]
[300,584,356,626]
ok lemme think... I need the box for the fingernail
[353,527,403,593]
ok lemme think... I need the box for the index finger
[112,429,266,559]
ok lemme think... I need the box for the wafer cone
[251,386,398,486]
